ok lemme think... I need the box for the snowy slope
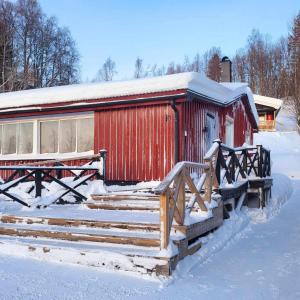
[0,131,299,299]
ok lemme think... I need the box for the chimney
[220,56,232,82]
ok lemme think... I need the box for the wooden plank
[182,172,208,212]
[85,204,159,211]
[160,192,169,249]
[154,161,208,194]
[0,227,160,247]
[0,215,160,231]
[91,194,160,201]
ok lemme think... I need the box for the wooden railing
[0,150,108,207]
[258,120,276,131]
[154,143,220,249]
[216,142,271,184]
[155,140,271,250]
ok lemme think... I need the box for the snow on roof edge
[0,72,259,126]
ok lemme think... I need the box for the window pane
[77,118,94,152]
[40,121,58,153]
[59,119,76,153]
[18,123,33,154]
[3,124,16,154]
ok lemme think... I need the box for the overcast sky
[39,0,300,82]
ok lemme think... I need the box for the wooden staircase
[0,191,223,276]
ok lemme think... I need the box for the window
[2,124,16,154]
[18,123,34,154]
[205,113,217,152]
[59,119,76,153]
[39,116,94,154]
[225,117,234,147]
[0,115,93,156]
[40,121,59,154]
[77,118,94,152]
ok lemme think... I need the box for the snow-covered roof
[253,94,283,110]
[0,72,258,125]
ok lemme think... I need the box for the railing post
[204,159,212,202]
[99,149,107,181]
[268,151,271,176]
[35,170,42,198]
[174,172,185,225]
[243,149,248,176]
[231,151,236,182]
[214,139,221,185]
[257,145,263,178]
[54,162,62,179]
[160,192,169,250]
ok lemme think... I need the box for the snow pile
[173,171,293,278]
[276,104,298,132]
[254,131,300,178]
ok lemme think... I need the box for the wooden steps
[0,215,160,231]
[91,194,160,201]
[0,193,224,276]
[0,226,160,247]
[85,203,159,211]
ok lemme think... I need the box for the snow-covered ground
[0,131,299,299]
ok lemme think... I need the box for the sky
[39,0,300,82]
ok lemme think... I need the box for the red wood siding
[0,93,255,182]
[94,103,175,182]
[181,98,254,163]
[220,100,253,146]
[181,101,222,162]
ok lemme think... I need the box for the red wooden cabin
[0,72,258,182]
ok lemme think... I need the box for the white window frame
[0,113,94,159]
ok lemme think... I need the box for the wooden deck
[0,140,272,276]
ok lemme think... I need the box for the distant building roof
[253,94,283,110]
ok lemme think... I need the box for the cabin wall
[0,96,254,183]
[181,99,254,163]
[94,103,175,182]
[220,100,254,146]
[180,101,222,162]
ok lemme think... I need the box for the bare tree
[288,12,300,126]
[207,53,221,82]
[134,57,143,78]
[0,0,79,92]
[94,57,117,81]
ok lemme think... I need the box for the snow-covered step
[85,203,159,211]
[0,215,160,232]
[91,194,160,201]
[0,221,160,239]
[0,235,169,275]
[7,205,160,224]
[0,235,162,257]
[0,225,161,247]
